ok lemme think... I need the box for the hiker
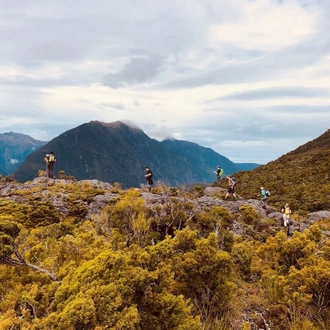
[260,186,270,203]
[287,221,294,237]
[144,166,153,192]
[281,202,291,227]
[214,166,224,186]
[45,151,56,179]
[224,176,237,200]
[44,154,50,177]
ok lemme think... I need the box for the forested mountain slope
[0,132,46,176]
[232,128,330,213]
[14,121,242,186]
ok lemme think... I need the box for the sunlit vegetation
[0,178,329,329]
[231,130,330,213]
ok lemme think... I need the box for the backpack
[218,168,224,177]
[231,177,237,186]
[265,190,270,197]
[48,154,55,163]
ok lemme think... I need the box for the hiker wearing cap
[214,166,224,186]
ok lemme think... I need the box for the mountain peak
[288,128,330,155]
[89,120,143,133]
[163,136,177,142]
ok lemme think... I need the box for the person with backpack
[213,166,224,186]
[224,176,237,200]
[281,202,291,227]
[144,166,153,192]
[45,151,56,179]
[260,186,270,203]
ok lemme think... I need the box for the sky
[1,0,330,164]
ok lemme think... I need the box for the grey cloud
[0,1,207,68]
[178,105,330,144]
[216,87,330,101]
[0,122,73,141]
[100,102,125,110]
[103,56,163,88]
[0,76,77,88]
[159,32,330,89]
[171,110,330,163]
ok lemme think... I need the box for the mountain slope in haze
[0,132,47,176]
[233,128,330,212]
[161,138,239,177]
[14,121,241,187]
[235,163,261,171]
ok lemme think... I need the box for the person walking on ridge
[224,176,237,200]
[214,166,224,186]
[144,166,153,192]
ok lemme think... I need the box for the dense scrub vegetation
[0,178,330,329]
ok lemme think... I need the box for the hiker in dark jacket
[287,221,294,237]
[144,167,153,192]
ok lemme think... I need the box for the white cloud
[10,158,19,165]
[0,0,329,164]
[211,0,317,52]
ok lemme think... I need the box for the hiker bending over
[214,166,224,186]
[224,176,237,200]
[144,167,153,192]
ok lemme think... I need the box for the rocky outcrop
[1,179,329,236]
[307,211,330,223]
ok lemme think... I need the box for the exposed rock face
[307,211,330,223]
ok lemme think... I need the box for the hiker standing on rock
[281,202,292,227]
[214,166,224,186]
[45,151,56,179]
[144,166,153,192]
[44,154,50,177]
[260,186,270,204]
[224,176,237,200]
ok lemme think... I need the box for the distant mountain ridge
[0,132,46,176]
[14,121,259,186]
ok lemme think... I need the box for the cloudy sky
[1,0,330,164]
